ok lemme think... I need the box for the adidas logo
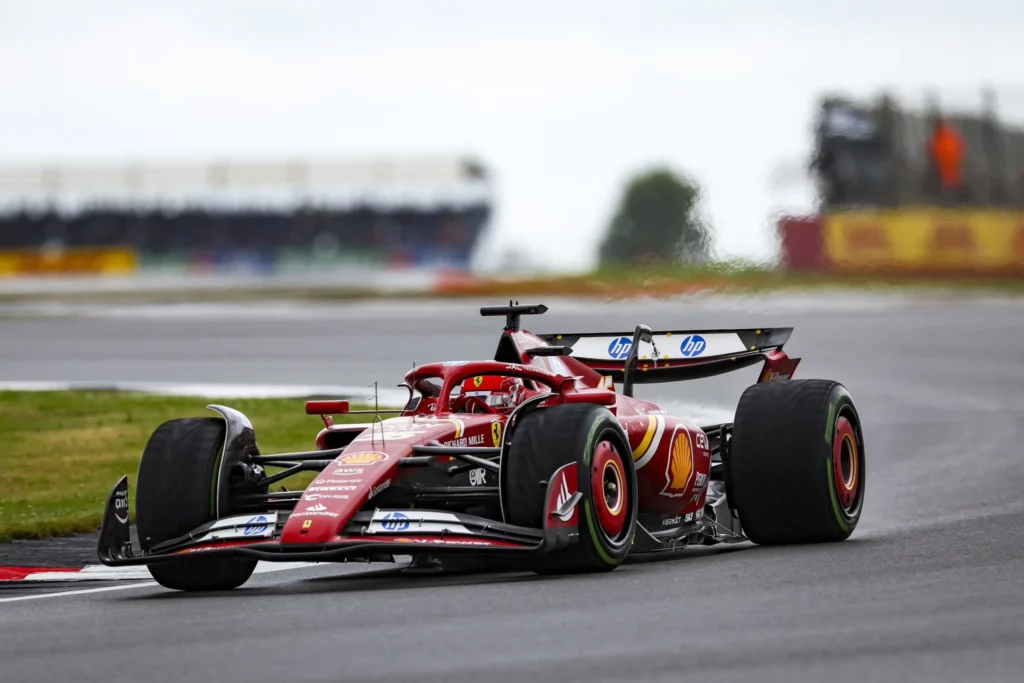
[306,503,328,512]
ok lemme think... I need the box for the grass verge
[0,391,369,543]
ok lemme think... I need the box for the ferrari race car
[98,303,866,591]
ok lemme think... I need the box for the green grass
[0,391,369,542]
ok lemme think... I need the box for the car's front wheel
[505,404,638,573]
[136,417,258,591]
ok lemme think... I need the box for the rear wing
[536,327,794,391]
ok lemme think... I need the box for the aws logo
[660,429,694,498]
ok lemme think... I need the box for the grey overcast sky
[2,1,1023,270]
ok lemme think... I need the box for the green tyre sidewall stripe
[826,385,859,533]
[581,416,629,567]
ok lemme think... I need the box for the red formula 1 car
[97,303,866,591]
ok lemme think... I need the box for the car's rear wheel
[505,404,638,573]
[728,379,865,544]
[136,417,258,591]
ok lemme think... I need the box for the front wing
[97,466,583,567]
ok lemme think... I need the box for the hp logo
[607,337,633,360]
[679,335,707,358]
[381,512,410,531]
[244,515,269,535]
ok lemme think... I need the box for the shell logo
[337,451,389,466]
[661,429,693,498]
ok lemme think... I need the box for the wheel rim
[591,439,627,539]
[832,415,860,512]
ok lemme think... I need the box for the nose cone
[280,449,398,544]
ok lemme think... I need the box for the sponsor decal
[331,467,365,476]
[504,363,526,372]
[443,361,469,366]
[696,509,703,520]
[684,512,694,523]
[442,434,486,448]
[469,468,488,486]
[762,369,788,382]
[298,511,339,518]
[472,376,484,388]
[113,488,129,525]
[337,451,389,464]
[679,335,707,358]
[695,431,709,451]
[244,515,269,536]
[205,512,279,541]
[302,520,313,529]
[303,493,350,502]
[661,428,695,498]
[305,503,328,512]
[320,478,363,485]
[367,509,474,535]
[491,421,502,447]
[694,472,708,490]
[638,408,667,416]
[607,336,632,360]
[381,512,410,532]
[662,516,682,526]
[308,485,357,492]
[369,479,391,499]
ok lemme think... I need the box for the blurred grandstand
[0,157,492,277]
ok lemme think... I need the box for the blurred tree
[598,168,712,266]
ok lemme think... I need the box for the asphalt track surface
[2,292,1024,682]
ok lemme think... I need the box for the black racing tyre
[505,404,638,573]
[729,380,865,544]
[136,417,257,591]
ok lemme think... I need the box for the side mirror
[525,345,573,357]
[305,400,350,415]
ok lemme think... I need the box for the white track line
[0,561,321,603]
[0,582,158,603]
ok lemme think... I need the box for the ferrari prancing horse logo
[491,422,502,447]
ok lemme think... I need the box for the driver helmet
[460,375,524,410]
